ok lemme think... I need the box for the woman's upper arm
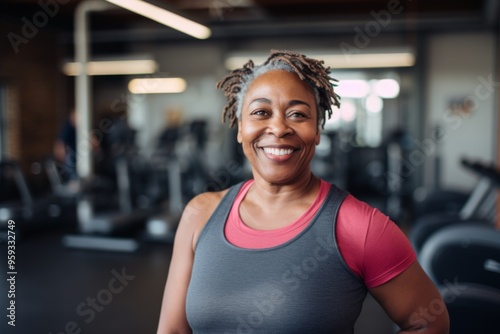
[369,261,450,334]
[156,193,220,334]
[339,198,448,332]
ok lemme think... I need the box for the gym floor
[0,228,394,334]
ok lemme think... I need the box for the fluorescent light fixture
[373,79,400,98]
[63,59,157,76]
[321,52,415,69]
[335,80,370,98]
[225,52,415,70]
[106,0,211,39]
[128,77,187,94]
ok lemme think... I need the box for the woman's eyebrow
[249,97,272,105]
[288,100,312,108]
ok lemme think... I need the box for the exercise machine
[62,154,159,252]
[62,123,159,252]
[0,159,75,240]
[420,224,500,290]
[409,158,499,254]
[419,223,500,332]
[143,119,212,242]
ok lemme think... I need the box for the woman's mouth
[259,146,297,162]
[262,147,294,156]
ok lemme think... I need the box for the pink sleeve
[336,195,417,288]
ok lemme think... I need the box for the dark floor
[0,228,394,334]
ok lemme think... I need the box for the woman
[157,50,449,334]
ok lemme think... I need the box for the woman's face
[237,70,320,184]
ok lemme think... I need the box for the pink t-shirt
[224,179,416,288]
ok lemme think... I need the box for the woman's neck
[249,171,320,207]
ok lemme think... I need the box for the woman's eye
[290,111,307,118]
[252,109,268,116]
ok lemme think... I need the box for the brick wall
[0,21,64,174]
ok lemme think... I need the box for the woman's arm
[369,261,450,334]
[156,201,196,334]
[156,192,225,334]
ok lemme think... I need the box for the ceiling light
[225,52,415,70]
[373,79,400,98]
[128,77,187,94]
[63,59,157,76]
[321,52,415,69]
[106,0,211,39]
[335,80,370,98]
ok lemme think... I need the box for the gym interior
[0,0,499,333]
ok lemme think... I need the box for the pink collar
[225,179,331,248]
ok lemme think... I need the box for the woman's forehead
[244,70,315,100]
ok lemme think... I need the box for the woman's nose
[267,115,293,138]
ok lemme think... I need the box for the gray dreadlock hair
[216,49,341,128]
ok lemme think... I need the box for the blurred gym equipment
[409,158,499,254]
[411,127,470,221]
[62,119,159,252]
[0,159,75,240]
[144,119,214,242]
[419,224,500,333]
[420,224,500,290]
[415,159,500,332]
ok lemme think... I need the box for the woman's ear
[315,128,320,145]
[237,120,243,144]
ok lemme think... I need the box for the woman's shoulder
[337,193,391,240]
[179,188,231,249]
[339,193,379,216]
[184,189,230,219]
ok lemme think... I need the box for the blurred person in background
[53,108,77,181]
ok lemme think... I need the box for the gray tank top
[186,182,367,334]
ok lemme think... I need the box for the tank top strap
[321,183,349,231]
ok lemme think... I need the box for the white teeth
[263,147,294,156]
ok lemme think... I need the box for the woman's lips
[259,146,297,162]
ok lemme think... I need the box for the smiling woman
[156,50,450,334]
[237,70,319,186]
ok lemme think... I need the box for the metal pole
[74,1,113,230]
[74,1,113,181]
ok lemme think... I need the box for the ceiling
[1,0,498,45]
